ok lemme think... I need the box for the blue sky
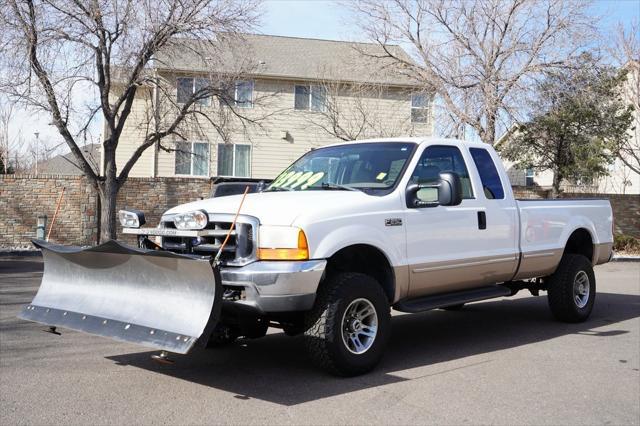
[590,0,640,36]
[261,1,355,41]
[261,0,639,41]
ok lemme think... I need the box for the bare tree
[303,79,428,141]
[0,0,265,241]
[610,20,640,175]
[0,97,22,174]
[347,0,596,145]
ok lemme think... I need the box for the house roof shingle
[154,34,421,87]
[38,144,100,176]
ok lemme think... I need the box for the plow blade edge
[19,240,221,354]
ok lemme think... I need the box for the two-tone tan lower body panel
[407,254,518,297]
[396,243,611,302]
[594,242,613,265]
[393,265,411,302]
[513,249,563,281]
[514,242,612,281]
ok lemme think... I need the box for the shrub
[613,234,640,253]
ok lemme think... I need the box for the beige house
[497,61,640,195]
[104,34,433,180]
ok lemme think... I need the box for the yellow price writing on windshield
[270,171,325,190]
[289,171,314,189]
[270,170,295,188]
[300,172,325,190]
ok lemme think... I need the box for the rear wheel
[304,272,390,376]
[547,254,596,323]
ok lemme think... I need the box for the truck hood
[163,190,374,226]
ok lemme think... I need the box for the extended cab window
[410,145,474,200]
[469,148,504,199]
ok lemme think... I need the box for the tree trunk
[482,112,497,145]
[551,170,563,199]
[98,178,118,242]
[99,145,119,242]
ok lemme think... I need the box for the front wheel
[547,254,596,323]
[304,272,390,376]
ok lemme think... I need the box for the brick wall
[605,194,640,238]
[1,176,638,250]
[0,175,212,249]
[116,177,212,244]
[0,175,97,249]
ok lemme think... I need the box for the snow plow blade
[18,239,221,354]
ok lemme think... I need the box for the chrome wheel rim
[341,298,378,355]
[573,270,590,309]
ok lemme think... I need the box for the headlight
[258,226,309,260]
[173,210,209,230]
[118,210,146,228]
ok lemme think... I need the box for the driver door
[404,144,511,297]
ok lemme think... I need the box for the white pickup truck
[22,137,613,376]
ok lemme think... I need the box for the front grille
[159,214,258,266]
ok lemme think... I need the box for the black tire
[547,254,596,323]
[303,272,391,376]
[442,303,465,311]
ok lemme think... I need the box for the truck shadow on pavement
[107,292,640,406]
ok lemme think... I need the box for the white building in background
[104,34,433,179]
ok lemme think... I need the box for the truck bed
[513,198,613,280]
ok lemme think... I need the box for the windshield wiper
[264,186,294,192]
[320,183,360,192]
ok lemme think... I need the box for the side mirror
[406,172,463,208]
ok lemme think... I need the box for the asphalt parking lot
[1,256,638,425]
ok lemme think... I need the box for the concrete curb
[611,255,640,262]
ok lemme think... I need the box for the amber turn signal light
[258,230,309,260]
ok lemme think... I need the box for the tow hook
[151,350,175,365]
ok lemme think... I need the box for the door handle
[477,211,486,230]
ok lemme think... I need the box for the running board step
[394,285,511,313]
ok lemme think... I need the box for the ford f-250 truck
[20,137,613,376]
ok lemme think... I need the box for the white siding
[113,74,432,179]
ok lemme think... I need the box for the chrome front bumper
[220,260,327,313]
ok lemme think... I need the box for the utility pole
[34,131,39,176]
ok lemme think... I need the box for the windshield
[265,142,416,193]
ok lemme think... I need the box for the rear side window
[469,148,504,199]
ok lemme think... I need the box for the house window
[235,81,253,107]
[217,144,251,177]
[176,77,210,105]
[221,81,254,108]
[294,85,326,111]
[175,142,209,176]
[411,93,430,123]
[525,168,534,186]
